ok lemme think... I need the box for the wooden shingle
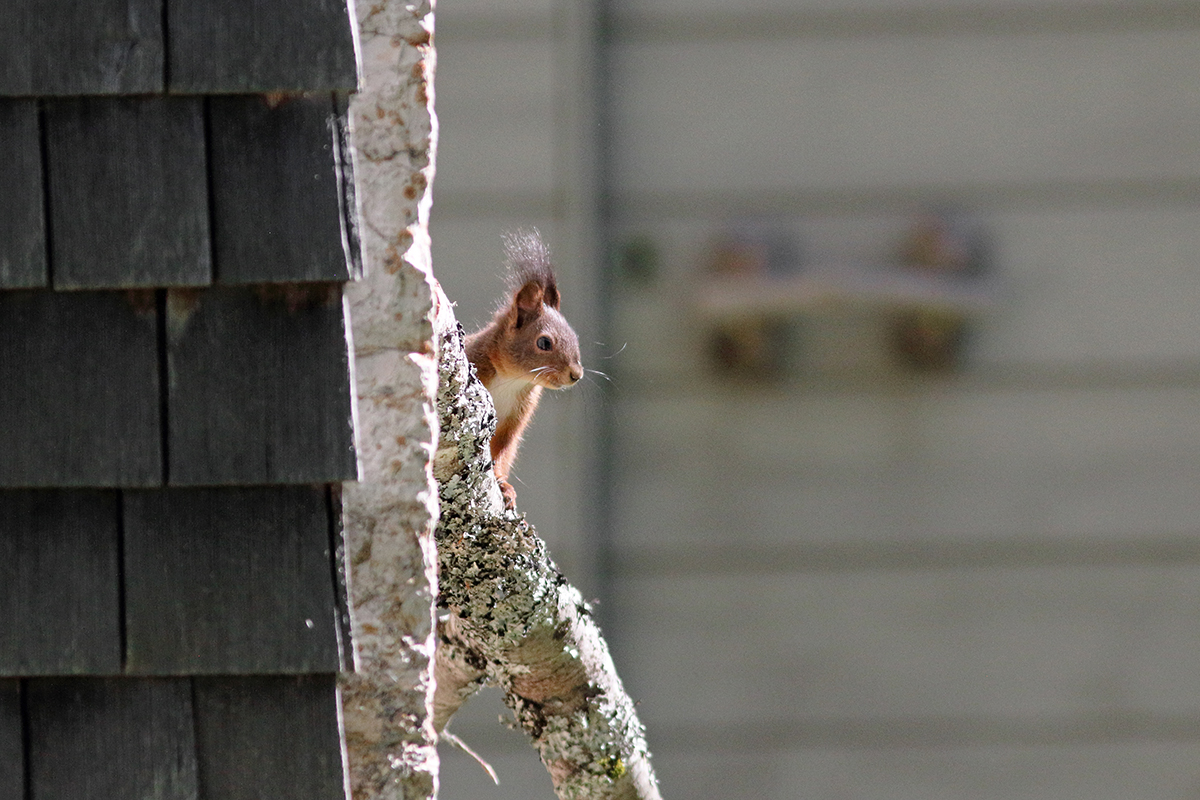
[26,677,197,799]
[168,0,357,94]
[123,486,341,674]
[193,675,345,800]
[0,490,122,676]
[0,291,161,488]
[0,99,46,288]
[44,97,210,289]
[209,95,353,284]
[0,680,21,799]
[166,286,357,486]
[0,0,163,96]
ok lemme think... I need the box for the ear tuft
[503,228,559,308]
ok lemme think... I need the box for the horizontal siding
[651,743,1200,800]
[616,0,1185,15]
[166,286,356,486]
[613,384,1200,548]
[193,676,345,800]
[611,206,1200,383]
[610,564,1200,726]
[976,207,1200,364]
[613,29,1200,195]
[208,94,352,284]
[433,37,557,196]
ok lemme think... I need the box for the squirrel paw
[499,480,517,510]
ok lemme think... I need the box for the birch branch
[339,2,441,798]
[430,297,663,800]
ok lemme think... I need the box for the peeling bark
[431,306,663,800]
[339,1,441,799]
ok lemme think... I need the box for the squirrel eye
[536,335,553,352]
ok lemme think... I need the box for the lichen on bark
[431,316,663,800]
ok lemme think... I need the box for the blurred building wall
[432,1,1200,797]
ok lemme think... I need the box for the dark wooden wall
[1,1,361,797]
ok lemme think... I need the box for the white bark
[339,2,441,799]
[431,310,664,800]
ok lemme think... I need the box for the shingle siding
[0,291,161,488]
[0,0,362,795]
[0,490,122,676]
[0,100,46,288]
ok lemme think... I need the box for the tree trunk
[339,2,441,798]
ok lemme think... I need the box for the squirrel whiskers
[465,229,583,507]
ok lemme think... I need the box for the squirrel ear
[543,283,561,309]
[512,281,544,328]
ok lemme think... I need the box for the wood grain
[0,490,122,676]
[0,0,162,95]
[168,0,357,93]
[193,675,345,800]
[123,486,341,674]
[0,291,161,488]
[209,95,351,284]
[44,97,210,289]
[0,680,21,800]
[166,286,357,486]
[0,100,46,288]
[25,677,197,799]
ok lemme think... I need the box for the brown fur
[465,230,583,506]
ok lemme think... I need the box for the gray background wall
[431,1,1200,797]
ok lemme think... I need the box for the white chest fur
[487,374,540,422]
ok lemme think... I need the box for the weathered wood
[166,286,357,486]
[0,291,161,487]
[193,675,344,800]
[123,486,341,674]
[0,490,122,676]
[0,100,46,287]
[168,0,357,93]
[209,95,352,284]
[44,97,210,289]
[0,0,162,96]
[332,92,363,280]
[25,677,197,799]
[0,681,21,800]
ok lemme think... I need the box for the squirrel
[465,229,584,508]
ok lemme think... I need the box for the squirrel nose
[569,365,583,383]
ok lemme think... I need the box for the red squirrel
[465,230,583,507]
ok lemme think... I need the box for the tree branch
[430,300,663,800]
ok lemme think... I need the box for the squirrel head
[495,229,584,390]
